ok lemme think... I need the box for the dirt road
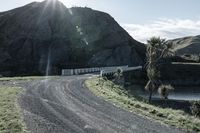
[19,75,184,133]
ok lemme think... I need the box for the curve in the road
[19,75,185,133]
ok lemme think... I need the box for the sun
[38,0,75,8]
[57,0,73,7]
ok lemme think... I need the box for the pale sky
[1,0,200,42]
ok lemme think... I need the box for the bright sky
[1,0,200,42]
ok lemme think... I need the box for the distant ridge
[169,35,200,55]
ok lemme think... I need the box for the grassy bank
[0,87,26,133]
[0,76,55,81]
[85,78,200,133]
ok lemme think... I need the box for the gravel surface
[19,75,185,133]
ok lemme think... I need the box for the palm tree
[145,37,173,102]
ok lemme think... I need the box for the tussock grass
[85,78,200,133]
[0,87,26,133]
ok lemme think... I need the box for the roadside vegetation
[145,37,174,102]
[85,77,200,133]
[157,84,174,99]
[191,101,200,118]
[86,36,200,132]
[0,87,26,133]
[0,76,55,81]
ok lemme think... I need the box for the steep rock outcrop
[0,0,145,76]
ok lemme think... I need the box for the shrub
[158,84,174,99]
[113,68,123,84]
[111,68,124,88]
[190,101,200,117]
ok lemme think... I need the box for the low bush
[158,84,174,99]
[191,101,200,118]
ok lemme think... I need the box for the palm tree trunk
[148,89,153,103]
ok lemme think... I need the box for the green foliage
[147,37,165,47]
[147,37,172,49]
[146,68,160,80]
[191,101,200,118]
[0,76,53,81]
[113,68,123,78]
[145,36,173,102]
[113,68,123,85]
[158,85,174,99]
[0,87,26,133]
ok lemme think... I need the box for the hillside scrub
[85,78,200,133]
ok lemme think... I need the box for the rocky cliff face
[0,0,145,76]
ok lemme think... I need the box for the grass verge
[85,78,200,133]
[0,87,26,133]
[0,76,56,81]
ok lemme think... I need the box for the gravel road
[19,75,185,133]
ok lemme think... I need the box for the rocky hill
[169,35,200,56]
[0,0,145,76]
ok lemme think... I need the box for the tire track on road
[19,75,185,133]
